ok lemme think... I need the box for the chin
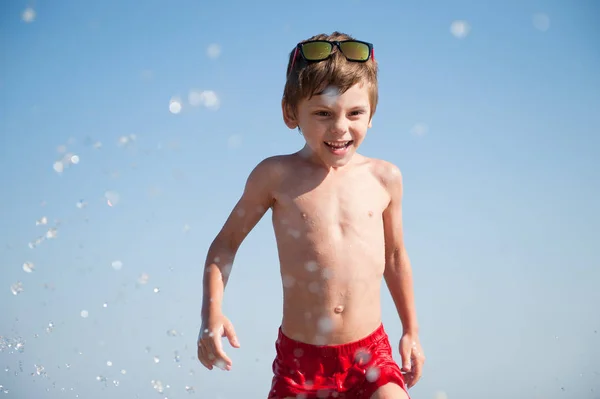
[322,153,355,169]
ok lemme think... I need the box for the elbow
[385,248,411,274]
[205,235,239,278]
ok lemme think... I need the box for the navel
[368,211,373,217]
[334,305,344,314]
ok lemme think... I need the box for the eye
[349,110,365,116]
[314,111,330,117]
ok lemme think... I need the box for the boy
[198,32,425,399]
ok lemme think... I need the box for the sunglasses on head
[288,39,375,74]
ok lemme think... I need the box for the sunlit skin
[198,82,424,398]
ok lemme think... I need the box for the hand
[197,312,240,371]
[399,333,425,388]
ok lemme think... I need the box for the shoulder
[365,157,403,194]
[246,154,297,185]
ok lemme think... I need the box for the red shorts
[268,324,409,399]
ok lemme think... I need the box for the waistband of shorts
[276,323,388,357]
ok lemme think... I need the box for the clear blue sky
[1,0,599,398]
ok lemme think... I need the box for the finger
[405,351,423,388]
[400,347,411,372]
[197,343,213,370]
[223,320,240,348]
[402,371,413,389]
[207,336,233,370]
[410,353,424,386]
[198,345,214,370]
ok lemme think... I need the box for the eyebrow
[309,103,369,110]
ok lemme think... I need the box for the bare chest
[273,173,389,236]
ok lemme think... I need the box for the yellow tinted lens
[339,41,370,60]
[301,42,333,60]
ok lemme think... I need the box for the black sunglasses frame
[288,39,375,74]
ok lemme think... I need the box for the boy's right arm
[198,157,279,370]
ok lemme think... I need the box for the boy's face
[284,82,373,168]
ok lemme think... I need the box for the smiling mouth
[324,140,353,149]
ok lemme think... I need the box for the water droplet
[10,282,23,296]
[305,261,318,272]
[185,385,195,393]
[188,90,220,110]
[434,391,448,399]
[354,348,371,365]
[111,260,123,271]
[104,191,120,207]
[153,356,160,364]
[35,217,48,226]
[151,379,164,393]
[53,161,64,174]
[138,273,150,285]
[321,86,341,107]
[70,155,80,164]
[410,123,428,136]
[120,369,126,374]
[22,262,34,273]
[532,13,550,32]
[117,135,133,147]
[308,281,320,294]
[33,364,46,377]
[169,98,182,114]
[153,287,160,293]
[166,329,178,337]
[450,20,470,39]
[365,366,380,382]
[206,43,221,59]
[227,134,242,149]
[317,316,334,333]
[103,303,108,308]
[214,359,227,370]
[22,7,36,22]
[80,310,89,318]
[45,228,58,239]
[106,361,112,367]
[321,268,334,280]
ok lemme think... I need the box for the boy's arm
[201,158,278,320]
[381,162,425,387]
[381,164,418,335]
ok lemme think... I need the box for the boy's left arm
[381,163,425,388]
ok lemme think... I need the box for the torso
[270,153,391,345]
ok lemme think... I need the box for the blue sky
[1,0,599,398]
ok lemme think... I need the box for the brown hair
[282,31,379,118]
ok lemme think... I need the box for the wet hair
[282,31,379,118]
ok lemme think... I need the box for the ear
[282,100,298,130]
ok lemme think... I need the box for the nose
[330,116,349,135]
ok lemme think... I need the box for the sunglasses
[289,40,375,74]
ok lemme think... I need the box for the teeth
[326,141,349,148]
